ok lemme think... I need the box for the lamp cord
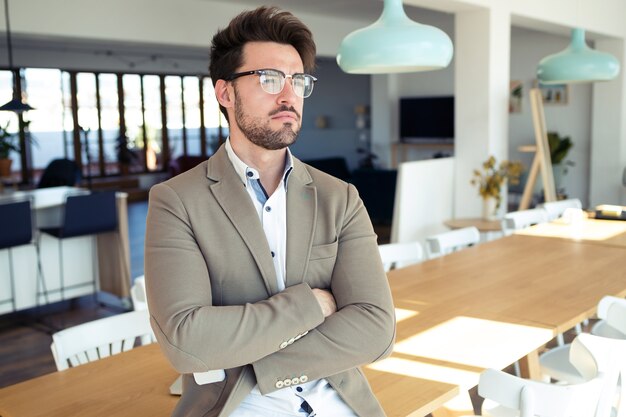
[4,0,13,69]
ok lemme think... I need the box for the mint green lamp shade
[336,0,453,74]
[537,28,620,85]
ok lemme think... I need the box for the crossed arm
[145,182,395,394]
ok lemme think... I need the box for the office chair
[37,158,82,189]
[40,191,118,300]
[0,199,33,311]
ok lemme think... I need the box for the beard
[233,90,301,151]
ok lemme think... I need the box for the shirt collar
[225,138,294,187]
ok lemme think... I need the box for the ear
[215,79,234,109]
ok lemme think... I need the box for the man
[145,6,395,417]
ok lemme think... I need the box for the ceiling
[206,0,607,40]
[206,0,451,23]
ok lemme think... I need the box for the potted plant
[471,155,523,220]
[547,131,574,198]
[0,121,18,177]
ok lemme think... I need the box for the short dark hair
[209,6,316,120]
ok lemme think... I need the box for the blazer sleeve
[145,182,326,373]
[251,183,396,395]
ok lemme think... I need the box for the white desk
[0,187,130,314]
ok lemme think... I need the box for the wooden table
[444,218,502,232]
[0,343,459,417]
[515,217,626,249]
[386,233,626,416]
[3,231,624,417]
[391,234,626,341]
[444,217,503,243]
[0,344,179,417]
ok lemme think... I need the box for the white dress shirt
[225,140,357,417]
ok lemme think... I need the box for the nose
[276,75,299,104]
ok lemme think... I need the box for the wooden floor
[0,297,117,388]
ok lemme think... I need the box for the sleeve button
[300,375,308,383]
[275,380,284,389]
[280,341,288,349]
[283,378,292,387]
[291,377,300,385]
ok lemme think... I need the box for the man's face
[230,42,305,151]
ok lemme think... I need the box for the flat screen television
[400,96,454,143]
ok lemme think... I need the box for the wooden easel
[518,88,557,210]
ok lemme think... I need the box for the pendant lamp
[336,0,453,74]
[0,0,33,112]
[537,28,620,85]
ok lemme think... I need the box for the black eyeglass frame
[224,68,317,98]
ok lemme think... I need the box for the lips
[271,111,299,122]
[269,106,301,122]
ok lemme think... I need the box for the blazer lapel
[285,158,316,288]
[207,147,279,296]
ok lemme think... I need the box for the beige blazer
[145,146,395,417]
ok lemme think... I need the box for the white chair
[540,296,626,384]
[425,226,480,259]
[537,198,583,221]
[591,296,626,339]
[131,275,148,311]
[378,241,424,272]
[482,333,616,417]
[476,366,605,417]
[501,208,549,235]
[50,309,155,371]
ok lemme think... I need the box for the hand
[312,288,337,318]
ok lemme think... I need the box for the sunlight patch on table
[366,356,480,390]
[395,308,419,323]
[393,316,552,370]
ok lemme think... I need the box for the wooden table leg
[518,349,542,380]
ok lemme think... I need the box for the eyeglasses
[225,68,317,98]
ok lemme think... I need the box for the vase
[0,158,12,177]
[482,197,498,221]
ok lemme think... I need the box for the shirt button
[296,386,303,392]
[265,206,271,212]
[247,171,254,177]
[271,251,275,258]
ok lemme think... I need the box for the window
[2,65,222,183]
